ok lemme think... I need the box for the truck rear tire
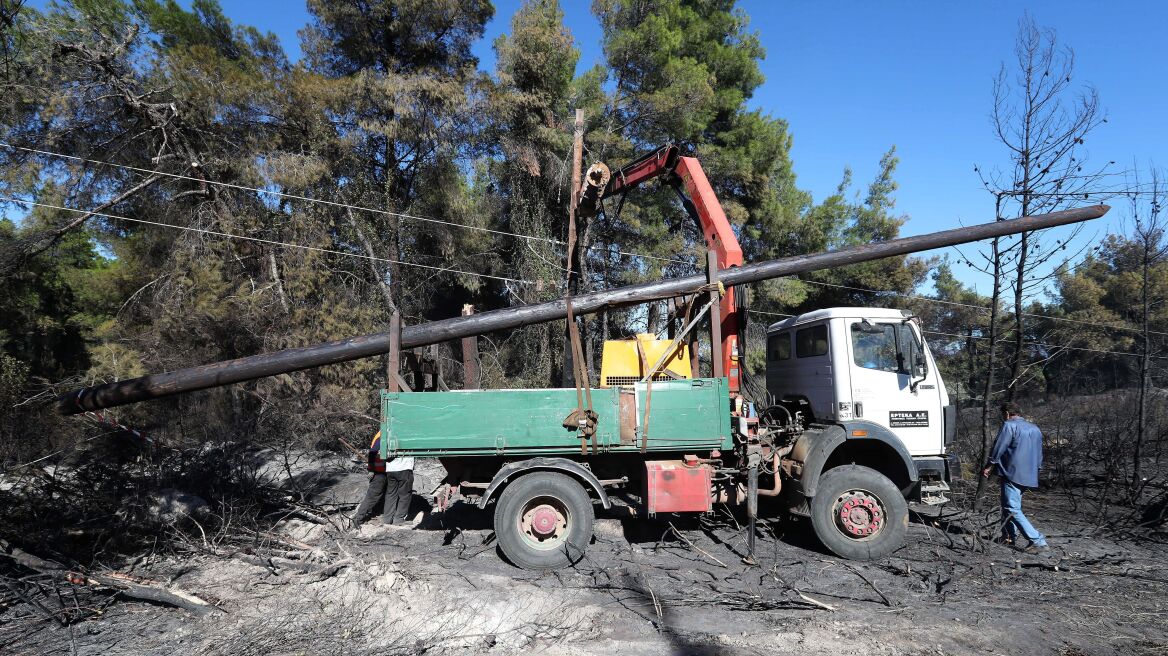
[810,465,907,560]
[493,471,593,570]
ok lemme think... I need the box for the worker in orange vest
[353,430,415,527]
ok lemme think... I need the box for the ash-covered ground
[2,455,1166,656]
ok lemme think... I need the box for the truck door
[791,322,840,423]
[846,320,943,456]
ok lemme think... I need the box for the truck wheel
[493,471,593,570]
[810,465,907,560]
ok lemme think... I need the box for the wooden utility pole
[388,311,402,393]
[563,109,586,388]
[461,304,480,390]
[707,251,723,380]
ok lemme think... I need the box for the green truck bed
[382,378,732,457]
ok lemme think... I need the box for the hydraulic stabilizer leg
[744,451,759,566]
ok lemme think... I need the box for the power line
[919,327,1168,361]
[991,187,1166,199]
[787,278,1168,338]
[42,187,1140,359]
[746,309,795,319]
[10,143,1157,336]
[0,141,686,265]
[1,196,536,286]
[746,309,1165,360]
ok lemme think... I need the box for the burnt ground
[2,457,1166,656]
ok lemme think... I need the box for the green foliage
[298,0,498,317]
[594,0,762,145]
[0,214,117,379]
[0,351,33,463]
[754,148,928,314]
[0,0,954,463]
[1042,234,1168,392]
[903,259,994,399]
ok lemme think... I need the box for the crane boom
[581,145,745,391]
[58,204,1109,415]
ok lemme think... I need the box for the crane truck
[60,147,1109,570]
[378,146,956,568]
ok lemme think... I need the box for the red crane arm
[592,145,744,393]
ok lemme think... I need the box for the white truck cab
[766,308,956,507]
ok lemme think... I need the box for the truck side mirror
[897,321,928,390]
[909,338,928,391]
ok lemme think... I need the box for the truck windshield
[851,323,899,372]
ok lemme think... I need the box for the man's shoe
[1023,544,1050,555]
[356,518,385,533]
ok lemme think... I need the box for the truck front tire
[493,471,593,570]
[810,465,907,560]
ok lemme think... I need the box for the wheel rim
[518,495,571,551]
[832,489,885,540]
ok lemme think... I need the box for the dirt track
[2,458,1166,656]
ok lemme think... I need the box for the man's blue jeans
[1000,479,1047,546]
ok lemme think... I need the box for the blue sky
[211,0,1167,297]
[25,0,1168,297]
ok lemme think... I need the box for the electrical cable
[8,142,1159,337]
[919,327,1168,360]
[746,309,1167,360]
[783,278,1168,338]
[0,196,536,285]
[0,141,687,265]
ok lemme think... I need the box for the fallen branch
[1015,560,1168,584]
[0,543,61,572]
[1,577,66,625]
[793,589,837,612]
[0,542,217,615]
[282,507,330,525]
[665,523,728,568]
[88,572,217,614]
[644,579,663,620]
[768,566,836,612]
[841,562,895,607]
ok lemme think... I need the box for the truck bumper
[912,455,954,483]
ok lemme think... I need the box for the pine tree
[485,0,579,386]
[299,0,497,321]
[589,0,808,339]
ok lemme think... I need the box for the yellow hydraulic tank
[599,333,692,387]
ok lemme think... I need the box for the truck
[376,147,955,568]
[60,147,1109,570]
[382,305,953,568]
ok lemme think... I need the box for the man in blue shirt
[982,402,1048,553]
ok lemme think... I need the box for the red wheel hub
[530,505,559,536]
[835,492,884,538]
